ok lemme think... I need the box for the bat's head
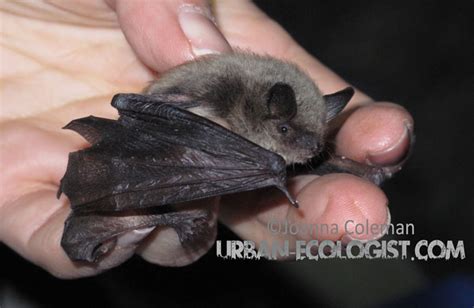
[237,82,353,164]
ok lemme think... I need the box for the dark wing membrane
[61,116,122,145]
[59,93,295,213]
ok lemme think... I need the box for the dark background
[2,1,473,307]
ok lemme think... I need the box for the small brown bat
[58,53,411,265]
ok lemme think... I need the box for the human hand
[0,0,413,278]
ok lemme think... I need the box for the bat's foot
[293,127,415,186]
[166,206,218,247]
[311,155,408,186]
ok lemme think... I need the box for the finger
[213,0,372,106]
[220,173,389,247]
[0,120,83,203]
[0,122,104,278]
[0,189,145,278]
[335,102,415,166]
[107,0,231,72]
[285,175,389,243]
[0,189,99,278]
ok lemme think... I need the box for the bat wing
[58,93,297,214]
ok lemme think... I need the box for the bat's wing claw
[276,185,299,208]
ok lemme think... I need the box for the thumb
[107,0,231,72]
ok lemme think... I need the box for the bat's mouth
[281,149,319,165]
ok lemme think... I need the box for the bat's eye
[279,124,289,134]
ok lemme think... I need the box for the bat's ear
[267,83,297,120]
[324,87,354,122]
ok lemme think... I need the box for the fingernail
[366,122,414,166]
[116,227,155,247]
[178,4,231,57]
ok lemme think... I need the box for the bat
[58,53,412,264]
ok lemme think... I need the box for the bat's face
[236,82,329,165]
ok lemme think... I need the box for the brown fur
[144,53,329,164]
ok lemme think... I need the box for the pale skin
[0,0,414,278]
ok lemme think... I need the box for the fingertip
[288,174,389,242]
[25,197,100,278]
[178,3,231,57]
[114,0,191,71]
[113,0,231,72]
[138,226,216,267]
[335,102,414,166]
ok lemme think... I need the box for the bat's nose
[297,134,321,154]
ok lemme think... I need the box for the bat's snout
[295,134,322,155]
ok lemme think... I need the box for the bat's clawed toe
[167,207,218,247]
[90,239,116,262]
